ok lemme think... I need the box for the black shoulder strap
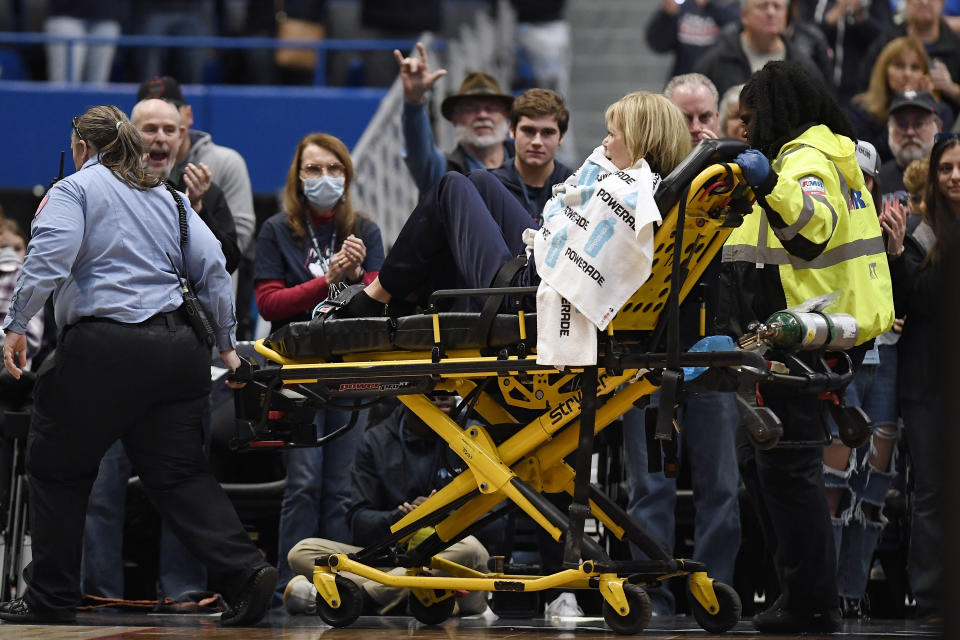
[164,182,192,283]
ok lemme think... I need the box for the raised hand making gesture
[393,41,447,104]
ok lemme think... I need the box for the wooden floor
[0,610,941,639]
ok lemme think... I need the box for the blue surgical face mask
[303,176,345,211]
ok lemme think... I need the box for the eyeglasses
[72,115,84,141]
[934,132,960,144]
[299,162,346,179]
[891,115,935,132]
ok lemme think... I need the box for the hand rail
[0,31,443,86]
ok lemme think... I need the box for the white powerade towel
[534,146,661,366]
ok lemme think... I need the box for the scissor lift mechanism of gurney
[231,140,845,634]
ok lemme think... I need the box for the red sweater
[255,270,378,321]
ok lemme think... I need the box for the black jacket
[694,27,828,99]
[169,179,241,274]
[445,140,514,177]
[345,407,454,547]
[489,157,573,225]
[890,218,950,402]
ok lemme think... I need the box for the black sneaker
[840,595,869,620]
[0,598,76,624]
[753,595,840,633]
[220,565,278,627]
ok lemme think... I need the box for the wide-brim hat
[440,71,514,121]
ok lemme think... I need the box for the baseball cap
[855,140,881,179]
[136,76,186,107]
[888,90,937,116]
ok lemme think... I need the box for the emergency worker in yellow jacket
[721,61,895,634]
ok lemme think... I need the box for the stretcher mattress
[263,312,538,360]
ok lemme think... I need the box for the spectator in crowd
[719,83,748,140]
[0,104,275,627]
[393,43,514,194]
[664,73,721,147]
[79,97,242,604]
[822,139,907,620]
[864,0,960,116]
[694,0,827,98]
[724,60,893,633]
[784,0,834,92]
[0,219,43,367]
[253,132,385,602]
[620,72,739,616]
[902,156,930,217]
[645,0,741,80]
[879,91,942,200]
[283,399,489,616]
[133,98,241,272]
[137,76,256,253]
[813,0,891,107]
[889,132,960,624]
[848,38,951,163]
[136,0,214,84]
[489,89,573,225]
[510,0,578,167]
[44,1,124,84]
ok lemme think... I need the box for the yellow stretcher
[232,140,768,634]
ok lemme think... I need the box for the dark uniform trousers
[24,313,264,613]
[738,346,868,613]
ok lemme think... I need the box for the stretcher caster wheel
[409,590,456,625]
[315,575,362,628]
[688,579,741,633]
[602,583,652,635]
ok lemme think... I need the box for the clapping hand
[183,162,212,212]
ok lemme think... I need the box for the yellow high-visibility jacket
[722,124,894,344]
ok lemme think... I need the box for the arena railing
[0,32,418,86]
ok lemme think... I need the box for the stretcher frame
[234,142,764,634]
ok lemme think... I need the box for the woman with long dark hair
[724,60,894,633]
[890,133,960,623]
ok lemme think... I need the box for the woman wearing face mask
[253,132,385,605]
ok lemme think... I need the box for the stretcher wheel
[687,579,741,633]
[602,583,652,635]
[315,575,363,628]
[409,590,456,625]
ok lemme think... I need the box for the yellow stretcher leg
[688,571,720,615]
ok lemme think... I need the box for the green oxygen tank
[738,310,859,352]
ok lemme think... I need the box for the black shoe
[0,598,76,624]
[753,596,840,633]
[220,566,278,627]
[840,595,869,620]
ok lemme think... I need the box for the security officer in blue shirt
[0,105,275,626]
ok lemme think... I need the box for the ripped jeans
[823,344,898,600]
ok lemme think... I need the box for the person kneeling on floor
[285,397,490,616]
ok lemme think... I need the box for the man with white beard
[394,42,514,193]
[879,91,942,204]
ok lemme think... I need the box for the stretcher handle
[426,286,538,309]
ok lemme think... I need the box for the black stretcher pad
[264,312,538,360]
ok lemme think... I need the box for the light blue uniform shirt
[2,156,237,351]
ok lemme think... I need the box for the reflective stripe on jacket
[722,124,894,344]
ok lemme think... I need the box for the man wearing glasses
[880,91,943,203]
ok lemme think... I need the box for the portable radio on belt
[165,183,216,347]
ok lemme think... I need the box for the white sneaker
[544,592,584,618]
[283,575,318,615]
